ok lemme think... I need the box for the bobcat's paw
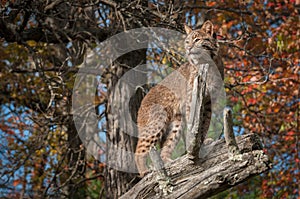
[138,170,151,178]
[203,137,214,145]
[161,157,173,163]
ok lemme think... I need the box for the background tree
[0,0,299,198]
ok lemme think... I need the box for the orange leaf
[207,2,217,6]
[13,179,21,187]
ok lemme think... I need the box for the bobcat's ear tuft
[202,20,214,36]
[184,24,192,34]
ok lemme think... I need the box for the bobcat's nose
[185,46,192,54]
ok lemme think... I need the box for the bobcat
[135,20,224,177]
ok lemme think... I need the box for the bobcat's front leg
[134,152,149,177]
[161,116,182,163]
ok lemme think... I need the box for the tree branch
[0,19,108,43]
[224,107,241,159]
[99,0,117,8]
[185,5,252,15]
[121,133,272,198]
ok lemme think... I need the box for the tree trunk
[105,49,147,198]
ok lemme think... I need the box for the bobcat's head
[184,20,219,63]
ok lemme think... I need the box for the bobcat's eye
[194,38,201,43]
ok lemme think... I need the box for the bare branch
[224,107,240,158]
[121,134,272,199]
[185,5,252,15]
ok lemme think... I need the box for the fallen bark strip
[121,133,272,199]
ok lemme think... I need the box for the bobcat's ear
[184,24,192,34]
[202,20,214,36]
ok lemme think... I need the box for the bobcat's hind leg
[135,106,168,177]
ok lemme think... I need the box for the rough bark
[186,63,208,158]
[121,133,272,199]
[105,49,147,198]
[104,0,150,197]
